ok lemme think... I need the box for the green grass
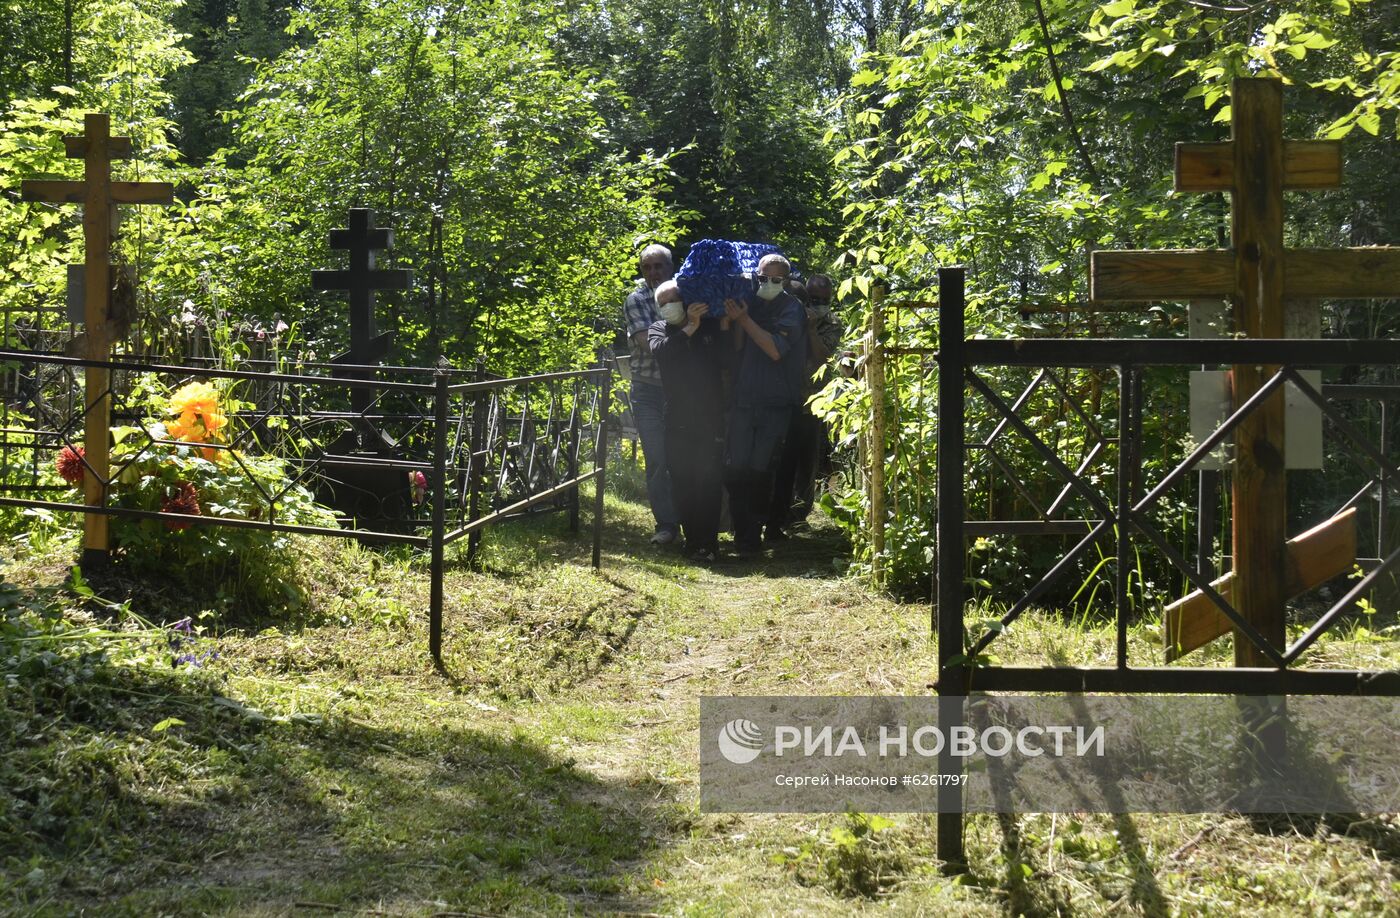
[3,461,1400,915]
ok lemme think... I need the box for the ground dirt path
[9,486,1400,915]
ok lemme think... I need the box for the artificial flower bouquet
[55,380,337,609]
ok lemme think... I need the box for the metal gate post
[430,370,449,662]
[568,377,581,533]
[593,362,609,570]
[1116,365,1134,667]
[935,265,968,870]
[869,285,888,586]
[467,359,487,568]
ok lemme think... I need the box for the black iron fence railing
[933,265,1400,865]
[0,349,609,661]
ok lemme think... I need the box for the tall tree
[555,0,844,265]
[191,0,682,372]
[818,0,1400,593]
[166,0,296,162]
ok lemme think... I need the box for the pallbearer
[723,254,807,558]
[769,272,844,535]
[649,280,727,563]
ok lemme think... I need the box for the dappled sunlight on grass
[4,476,1400,914]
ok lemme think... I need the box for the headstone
[308,209,418,532]
[1188,299,1323,470]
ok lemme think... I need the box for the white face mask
[659,301,685,325]
[756,280,784,301]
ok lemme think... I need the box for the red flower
[161,482,201,530]
[56,445,86,486]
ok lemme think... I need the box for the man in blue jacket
[723,254,806,558]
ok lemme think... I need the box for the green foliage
[200,0,684,373]
[0,0,69,101]
[0,0,853,382]
[1,0,1397,606]
[554,0,843,263]
[166,0,296,161]
[2,0,699,379]
[0,0,189,343]
[1084,0,1400,138]
[0,575,255,867]
[819,0,1400,597]
[0,97,79,325]
[772,811,924,899]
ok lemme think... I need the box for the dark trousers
[725,406,791,550]
[770,409,824,529]
[666,424,723,553]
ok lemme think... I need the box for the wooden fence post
[868,284,888,587]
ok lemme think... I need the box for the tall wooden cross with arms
[21,113,173,565]
[1090,78,1400,666]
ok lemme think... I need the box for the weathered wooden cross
[1090,78,1400,666]
[21,113,173,564]
[311,208,411,417]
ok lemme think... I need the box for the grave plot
[0,114,612,661]
[932,78,1400,867]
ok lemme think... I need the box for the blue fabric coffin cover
[676,239,782,316]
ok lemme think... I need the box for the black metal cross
[312,208,412,414]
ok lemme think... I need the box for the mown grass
[2,456,1400,915]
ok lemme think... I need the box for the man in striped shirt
[623,244,681,544]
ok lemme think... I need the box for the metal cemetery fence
[934,265,1400,865]
[0,348,609,661]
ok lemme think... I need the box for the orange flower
[167,414,198,442]
[166,383,229,446]
[169,382,219,418]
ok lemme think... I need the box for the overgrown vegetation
[4,1,1397,600]
[817,0,1400,596]
[3,485,1400,913]
[3,3,1400,911]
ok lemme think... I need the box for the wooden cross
[21,113,173,564]
[1090,78,1400,667]
[311,208,411,416]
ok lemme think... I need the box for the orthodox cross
[311,208,412,417]
[1091,78,1400,666]
[21,113,173,564]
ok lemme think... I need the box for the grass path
[4,477,1400,915]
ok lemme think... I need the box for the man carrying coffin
[622,243,682,545]
[648,280,727,563]
[722,253,807,558]
[769,271,844,536]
